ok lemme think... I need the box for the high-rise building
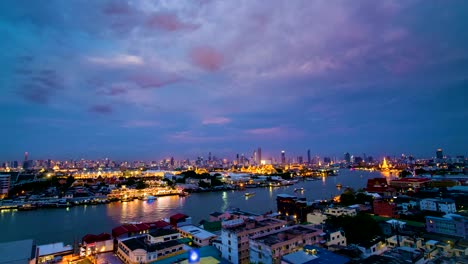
[307,149,311,164]
[436,149,443,159]
[344,152,351,163]
[281,150,286,164]
[0,174,10,199]
[24,152,29,162]
[208,152,212,162]
[257,147,262,164]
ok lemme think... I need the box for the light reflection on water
[0,169,394,244]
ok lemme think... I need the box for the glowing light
[188,249,199,263]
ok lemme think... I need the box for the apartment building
[221,218,286,264]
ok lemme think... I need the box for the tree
[325,213,383,244]
[135,181,148,190]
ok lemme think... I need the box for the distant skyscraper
[208,152,212,162]
[307,149,311,164]
[24,152,29,161]
[297,156,303,164]
[281,150,286,164]
[344,152,351,163]
[436,149,443,159]
[258,147,262,163]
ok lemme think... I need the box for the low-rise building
[325,207,357,217]
[249,225,323,264]
[356,237,387,258]
[0,239,37,264]
[373,199,399,218]
[420,198,456,214]
[37,242,73,264]
[177,225,218,247]
[116,229,184,264]
[426,214,468,239]
[170,213,192,228]
[319,229,347,248]
[80,233,113,257]
[306,211,327,225]
[386,235,423,249]
[221,218,286,264]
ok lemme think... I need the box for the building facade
[426,214,468,239]
[221,218,286,264]
[420,198,456,214]
[249,225,322,264]
[177,225,217,247]
[0,174,10,199]
[116,229,184,264]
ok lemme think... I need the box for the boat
[17,203,37,211]
[305,177,318,181]
[294,187,304,192]
[143,195,156,201]
[336,183,342,188]
[178,192,189,197]
[244,192,256,197]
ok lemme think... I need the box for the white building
[178,225,218,247]
[324,207,357,217]
[306,211,327,225]
[420,198,456,214]
[356,237,387,258]
[319,230,347,248]
[116,229,184,264]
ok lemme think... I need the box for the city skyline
[1,1,468,160]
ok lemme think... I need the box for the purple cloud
[189,46,224,71]
[89,104,113,114]
[146,13,199,32]
[202,117,231,125]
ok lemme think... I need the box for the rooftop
[149,229,179,238]
[0,239,36,264]
[224,218,285,233]
[37,242,73,256]
[281,245,350,264]
[252,226,320,246]
[121,236,181,252]
[178,225,217,240]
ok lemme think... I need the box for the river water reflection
[0,169,393,244]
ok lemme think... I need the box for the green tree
[325,213,383,244]
[135,181,148,189]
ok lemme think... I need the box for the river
[0,169,392,245]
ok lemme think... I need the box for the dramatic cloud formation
[0,0,467,160]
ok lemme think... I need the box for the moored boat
[244,192,256,197]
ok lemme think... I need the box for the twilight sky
[1,0,467,161]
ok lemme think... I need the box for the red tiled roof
[170,213,188,221]
[112,226,129,237]
[82,234,97,244]
[136,223,150,231]
[123,224,139,233]
[147,220,171,228]
[391,178,430,183]
[96,233,111,242]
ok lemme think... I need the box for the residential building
[426,214,468,239]
[221,218,286,264]
[281,245,350,264]
[324,207,357,217]
[373,199,399,218]
[386,235,423,249]
[277,194,314,222]
[80,233,113,257]
[420,198,456,214]
[0,239,37,264]
[356,237,387,258]
[306,211,327,225]
[249,225,323,264]
[0,173,10,199]
[319,229,347,248]
[116,229,184,264]
[170,213,192,228]
[177,225,218,247]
